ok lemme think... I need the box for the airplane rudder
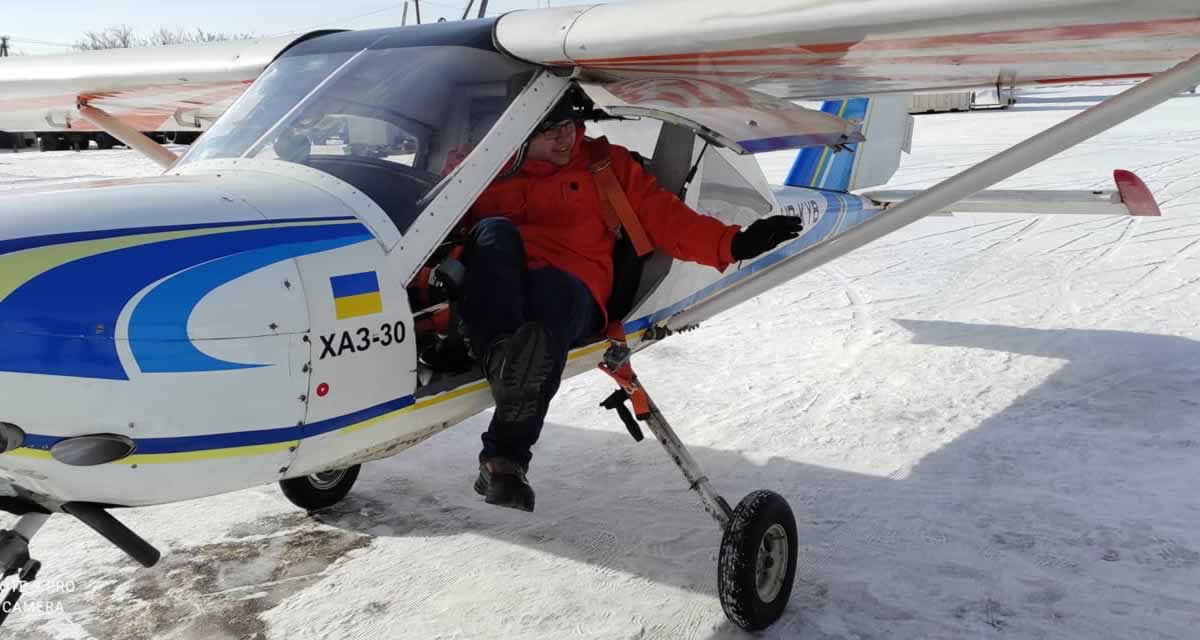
[784,98,869,192]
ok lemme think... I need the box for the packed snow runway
[3,83,1199,639]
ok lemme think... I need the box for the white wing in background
[0,33,322,134]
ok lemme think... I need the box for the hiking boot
[483,322,554,422]
[473,458,535,512]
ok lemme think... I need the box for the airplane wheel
[717,490,798,631]
[279,464,361,511]
[39,134,60,152]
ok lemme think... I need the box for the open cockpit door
[579,80,864,154]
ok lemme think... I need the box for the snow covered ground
[3,82,1200,639]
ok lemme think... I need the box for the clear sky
[2,0,573,54]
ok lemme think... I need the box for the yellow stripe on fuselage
[334,292,383,319]
[6,448,51,460]
[0,219,361,304]
[121,441,299,465]
[0,330,648,464]
[3,441,299,464]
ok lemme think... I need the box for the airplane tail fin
[784,95,913,193]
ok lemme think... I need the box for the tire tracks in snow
[1033,216,1140,325]
[1043,216,1129,255]
[799,265,874,429]
[1091,235,1200,322]
[908,216,1044,316]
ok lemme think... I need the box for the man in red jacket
[464,92,804,512]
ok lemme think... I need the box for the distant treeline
[75,26,253,50]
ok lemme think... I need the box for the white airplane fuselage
[0,144,889,509]
[0,5,1190,517]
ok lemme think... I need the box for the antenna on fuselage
[461,0,487,19]
[402,1,409,26]
[414,0,422,24]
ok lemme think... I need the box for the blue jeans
[461,217,604,467]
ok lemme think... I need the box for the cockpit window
[180,45,536,234]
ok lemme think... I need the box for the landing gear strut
[0,503,160,629]
[0,513,48,626]
[599,336,798,631]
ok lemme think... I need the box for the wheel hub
[755,523,789,602]
[308,469,346,490]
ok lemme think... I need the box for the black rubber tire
[95,133,116,150]
[279,464,361,511]
[718,490,798,631]
[38,134,60,152]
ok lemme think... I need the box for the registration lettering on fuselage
[782,199,822,229]
[319,321,407,359]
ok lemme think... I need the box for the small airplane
[0,0,1196,631]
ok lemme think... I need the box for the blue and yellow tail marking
[331,271,383,320]
[785,98,871,192]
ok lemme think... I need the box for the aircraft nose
[0,177,372,380]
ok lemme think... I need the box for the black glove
[730,216,805,261]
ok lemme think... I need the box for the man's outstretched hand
[730,216,805,261]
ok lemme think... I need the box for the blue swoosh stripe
[129,235,372,373]
[0,222,370,379]
[0,216,357,257]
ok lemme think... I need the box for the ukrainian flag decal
[331,271,383,320]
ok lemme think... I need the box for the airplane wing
[496,0,1200,100]
[0,33,323,134]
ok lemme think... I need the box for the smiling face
[525,119,578,167]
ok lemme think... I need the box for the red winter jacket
[466,128,740,319]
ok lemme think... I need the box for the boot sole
[485,492,535,512]
[474,470,535,512]
[492,323,553,422]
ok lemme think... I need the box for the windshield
[181,45,536,233]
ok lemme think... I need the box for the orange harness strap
[589,141,654,257]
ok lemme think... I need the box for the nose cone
[0,176,371,380]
